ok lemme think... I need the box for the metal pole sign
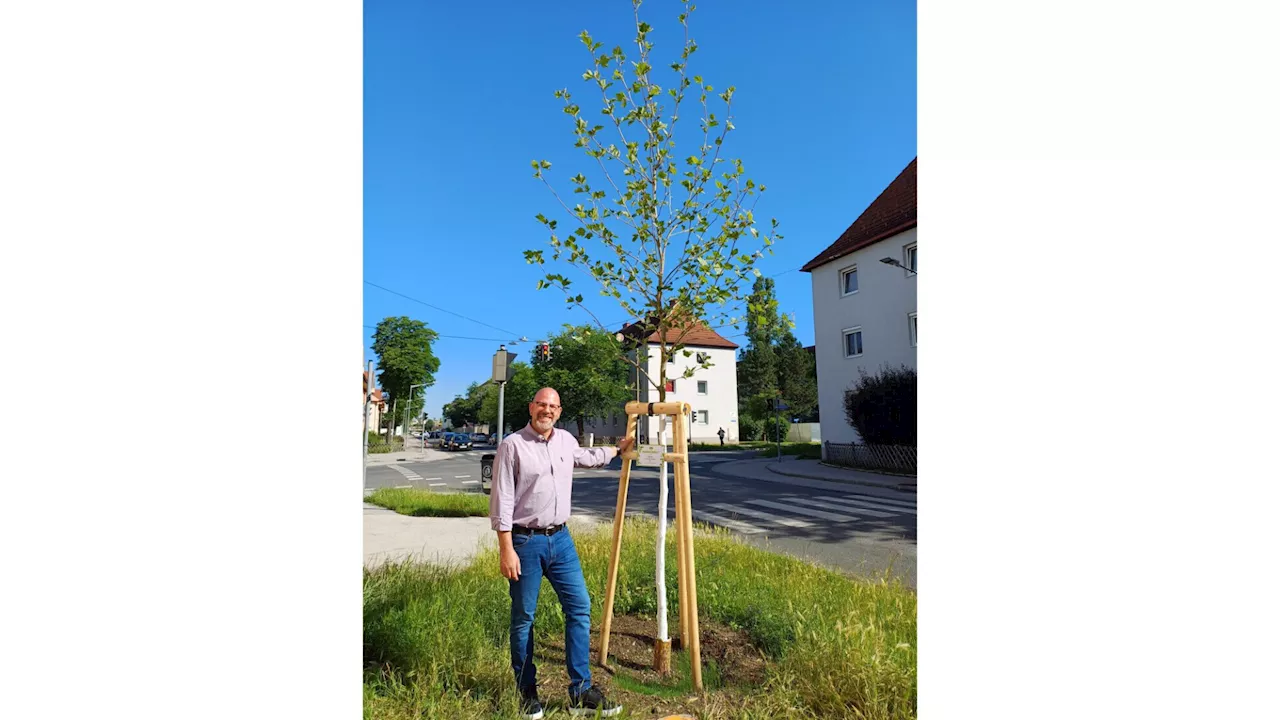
[773,399,789,460]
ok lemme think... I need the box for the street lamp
[408,383,426,447]
[880,257,917,275]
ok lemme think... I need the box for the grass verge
[364,516,916,719]
[364,487,489,517]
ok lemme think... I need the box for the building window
[697,380,708,395]
[665,379,676,392]
[842,327,864,358]
[840,265,858,296]
[904,243,917,275]
[908,312,917,347]
[697,410,709,424]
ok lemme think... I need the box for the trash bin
[481,453,495,494]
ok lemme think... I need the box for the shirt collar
[523,423,555,443]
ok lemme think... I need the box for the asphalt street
[365,445,916,586]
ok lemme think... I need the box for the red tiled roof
[618,317,739,349]
[801,158,917,272]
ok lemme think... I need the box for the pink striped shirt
[488,424,618,531]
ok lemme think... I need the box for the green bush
[844,364,916,446]
[738,416,763,441]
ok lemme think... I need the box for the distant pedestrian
[490,387,632,719]
[717,427,725,446]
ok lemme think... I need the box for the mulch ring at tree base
[534,614,768,716]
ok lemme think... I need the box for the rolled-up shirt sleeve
[489,440,518,531]
[573,445,617,468]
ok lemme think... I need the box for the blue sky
[364,0,916,420]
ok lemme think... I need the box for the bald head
[529,387,562,437]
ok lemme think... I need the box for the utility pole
[774,397,790,463]
[407,383,426,446]
[363,360,373,488]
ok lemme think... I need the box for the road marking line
[394,485,412,489]
[839,493,917,510]
[429,483,446,487]
[785,497,895,518]
[424,477,442,481]
[461,480,479,485]
[455,475,471,479]
[745,499,859,523]
[819,495,917,515]
[691,510,766,534]
[708,503,815,528]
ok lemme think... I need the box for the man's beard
[533,416,555,431]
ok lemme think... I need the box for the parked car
[470,432,488,445]
[446,433,473,451]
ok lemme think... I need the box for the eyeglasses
[533,401,561,411]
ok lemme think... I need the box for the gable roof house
[801,157,917,452]
[572,316,741,444]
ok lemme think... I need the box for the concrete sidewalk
[364,503,494,568]
[363,504,606,569]
[364,444,453,466]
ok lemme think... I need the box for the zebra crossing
[622,491,916,535]
[388,464,423,488]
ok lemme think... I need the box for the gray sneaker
[567,686,621,717]
[519,688,544,720]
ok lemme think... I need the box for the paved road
[365,448,916,587]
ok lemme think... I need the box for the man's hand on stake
[618,436,635,456]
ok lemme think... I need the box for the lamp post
[407,383,426,445]
[879,256,917,275]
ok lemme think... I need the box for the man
[717,426,726,446]
[490,387,634,719]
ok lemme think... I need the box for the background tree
[776,330,818,421]
[736,276,781,437]
[423,418,436,432]
[371,316,440,440]
[442,383,484,430]
[525,0,783,407]
[536,324,632,438]
[734,276,818,437]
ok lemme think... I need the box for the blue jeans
[508,527,593,697]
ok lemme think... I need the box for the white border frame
[839,263,860,296]
[842,326,864,358]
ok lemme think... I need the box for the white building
[576,319,741,444]
[801,157,916,450]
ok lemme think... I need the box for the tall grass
[364,487,489,517]
[365,517,916,719]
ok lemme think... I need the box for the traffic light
[535,343,551,363]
